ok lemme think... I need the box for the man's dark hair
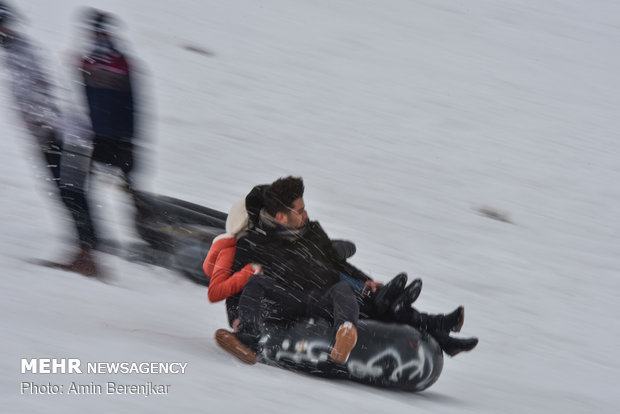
[263,176,304,216]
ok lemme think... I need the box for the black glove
[331,239,356,261]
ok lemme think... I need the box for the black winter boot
[443,306,465,333]
[392,306,463,334]
[372,272,407,316]
[390,278,423,316]
[430,331,478,357]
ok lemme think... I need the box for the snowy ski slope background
[1,0,619,413]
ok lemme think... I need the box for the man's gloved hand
[331,239,356,261]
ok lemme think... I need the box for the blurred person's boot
[35,247,101,278]
[62,247,100,278]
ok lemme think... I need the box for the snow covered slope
[1,1,619,413]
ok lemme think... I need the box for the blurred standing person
[79,9,139,191]
[0,2,63,190]
[0,2,100,277]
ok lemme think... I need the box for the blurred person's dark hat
[83,8,117,35]
[0,2,16,27]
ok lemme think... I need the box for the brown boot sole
[330,323,358,364]
[215,329,257,365]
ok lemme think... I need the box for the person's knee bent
[332,280,356,297]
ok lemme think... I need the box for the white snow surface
[2,1,619,413]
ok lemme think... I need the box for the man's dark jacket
[233,219,369,293]
[223,185,370,323]
[81,47,135,140]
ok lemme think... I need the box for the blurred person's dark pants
[91,135,136,187]
[60,187,97,249]
[26,127,98,252]
[28,126,63,191]
[60,134,138,250]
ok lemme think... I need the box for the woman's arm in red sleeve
[207,242,257,303]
